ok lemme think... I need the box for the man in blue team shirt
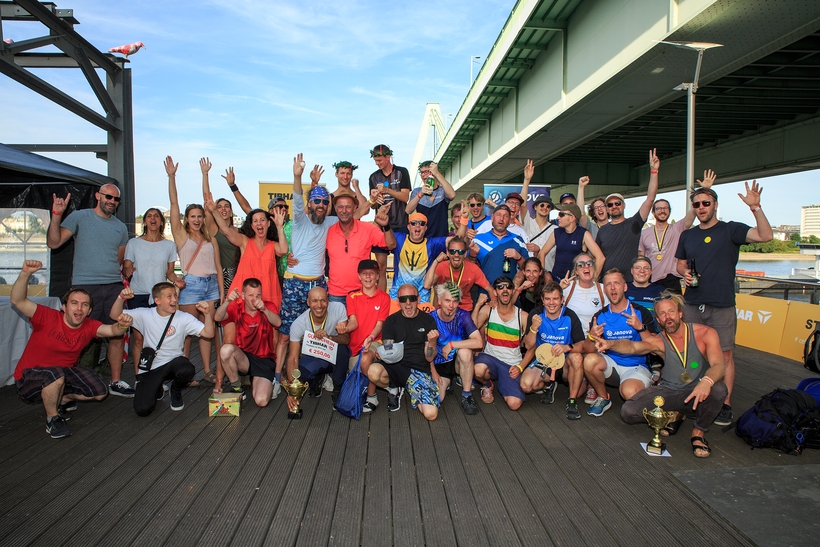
[583,269,657,417]
[429,282,483,415]
[469,205,529,285]
[521,281,589,418]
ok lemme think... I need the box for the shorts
[684,303,736,351]
[405,369,440,409]
[75,283,123,324]
[280,276,327,335]
[129,294,156,309]
[384,362,415,388]
[244,352,276,382]
[601,354,652,387]
[371,245,390,255]
[222,267,237,293]
[435,359,457,379]
[16,366,108,403]
[328,294,347,305]
[475,353,525,401]
[179,273,219,305]
[348,341,380,372]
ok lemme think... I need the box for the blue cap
[308,186,330,200]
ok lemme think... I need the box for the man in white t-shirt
[112,283,214,416]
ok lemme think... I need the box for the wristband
[529,327,538,334]
[460,215,469,226]
[381,225,391,232]
[750,205,761,213]
[229,184,239,192]
[51,210,62,216]
[700,376,714,386]
[118,324,129,330]
[588,333,595,341]
[515,364,523,373]
[117,294,125,300]
[650,169,658,174]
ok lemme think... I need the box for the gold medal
[680,372,692,383]
[656,253,663,261]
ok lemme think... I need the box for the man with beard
[595,149,660,282]
[596,291,728,458]
[583,269,657,418]
[675,181,772,427]
[473,276,531,410]
[429,283,483,415]
[521,282,588,412]
[368,144,411,292]
[424,236,495,311]
[638,170,715,293]
[390,212,450,302]
[406,161,456,239]
[469,205,529,285]
[368,285,440,419]
[12,261,131,438]
[48,184,132,397]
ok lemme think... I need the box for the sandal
[201,371,217,385]
[660,417,685,437]
[187,379,200,388]
[691,436,711,458]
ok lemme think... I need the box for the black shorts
[384,363,415,388]
[435,360,457,379]
[76,282,124,324]
[245,351,276,382]
[371,245,390,255]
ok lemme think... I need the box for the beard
[308,209,325,224]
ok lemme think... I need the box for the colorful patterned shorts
[280,276,327,335]
[406,369,440,409]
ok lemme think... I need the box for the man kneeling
[12,260,131,438]
[595,291,727,458]
[215,278,282,406]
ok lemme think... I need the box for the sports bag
[336,351,368,420]
[804,327,820,374]
[735,388,820,454]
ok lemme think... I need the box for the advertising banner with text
[734,294,789,356]
[778,299,820,362]
[482,184,551,217]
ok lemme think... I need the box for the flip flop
[660,418,685,437]
[691,436,711,458]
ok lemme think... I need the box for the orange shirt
[346,288,391,354]
[326,221,387,296]
[432,260,490,311]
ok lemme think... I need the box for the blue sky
[0,0,815,227]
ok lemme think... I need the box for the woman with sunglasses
[537,203,605,282]
[165,156,224,385]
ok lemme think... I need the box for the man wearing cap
[473,276,530,410]
[639,170,715,293]
[406,161,456,239]
[336,259,391,411]
[519,159,557,271]
[390,212,450,302]
[675,180,772,427]
[424,236,495,312]
[538,202,604,282]
[469,205,530,285]
[594,149,660,282]
[477,193,529,242]
[369,144,412,291]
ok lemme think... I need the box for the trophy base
[287,409,302,420]
[645,442,666,455]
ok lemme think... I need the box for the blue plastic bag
[336,350,368,419]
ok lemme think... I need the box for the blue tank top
[551,226,587,281]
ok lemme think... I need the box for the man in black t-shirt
[367,284,440,420]
[675,182,772,427]
[595,149,660,282]
[368,144,411,291]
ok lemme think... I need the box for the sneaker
[584,386,598,405]
[229,385,247,401]
[387,387,403,412]
[322,374,334,392]
[109,380,135,398]
[540,381,557,405]
[46,416,71,439]
[587,396,612,417]
[362,400,378,413]
[714,404,733,426]
[445,383,454,395]
[480,381,494,404]
[566,399,581,420]
[59,401,78,413]
[271,380,282,400]
[170,389,184,411]
[461,395,478,415]
[308,382,323,398]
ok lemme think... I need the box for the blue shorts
[475,353,526,401]
[178,274,219,305]
[280,277,327,335]
[405,369,440,409]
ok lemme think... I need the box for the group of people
[12,145,773,458]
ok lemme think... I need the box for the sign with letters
[483,184,550,217]
[735,294,789,355]
[301,330,337,363]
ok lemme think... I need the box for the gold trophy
[642,396,675,455]
[284,370,309,420]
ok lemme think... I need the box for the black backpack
[735,389,820,455]
[805,327,820,374]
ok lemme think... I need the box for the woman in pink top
[166,156,224,385]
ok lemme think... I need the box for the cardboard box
[208,392,242,417]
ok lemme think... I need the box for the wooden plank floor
[1,345,818,547]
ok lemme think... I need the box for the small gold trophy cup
[284,370,309,420]
[642,396,675,455]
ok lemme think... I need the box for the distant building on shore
[801,205,820,239]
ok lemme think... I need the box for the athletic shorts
[245,352,276,382]
[16,366,108,403]
[406,369,440,409]
[601,354,652,387]
[280,276,327,335]
[684,303,736,351]
[475,353,526,401]
[179,274,219,305]
[435,359,457,379]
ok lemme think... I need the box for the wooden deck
[1,345,818,546]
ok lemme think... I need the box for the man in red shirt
[424,236,495,311]
[215,277,282,407]
[12,260,133,438]
[336,259,391,412]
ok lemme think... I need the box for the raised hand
[221,167,235,186]
[738,180,763,207]
[226,288,241,302]
[271,207,286,227]
[476,293,489,307]
[589,320,605,339]
[203,193,217,212]
[116,313,133,329]
[195,300,211,314]
[164,156,178,176]
[374,202,392,227]
[200,157,212,174]
[293,153,305,177]
[649,148,660,171]
[51,193,71,215]
[22,260,43,273]
[524,159,534,182]
[531,314,543,330]
[696,169,716,189]
[119,287,135,300]
[427,329,439,342]
[579,175,590,187]
[434,251,448,264]
[559,270,576,289]
[430,162,441,176]
[252,298,266,312]
[622,306,642,330]
[310,165,325,185]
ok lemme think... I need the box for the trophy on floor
[284,369,309,420]
[642,396,675,455]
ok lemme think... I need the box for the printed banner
[778,299,820,362]
[734,294,789,356]
[301,330,338,363]
[483,184,551,217]
[259,182,297,211]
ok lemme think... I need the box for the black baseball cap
[358,259,380,272]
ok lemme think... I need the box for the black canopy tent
[0,143,121,296]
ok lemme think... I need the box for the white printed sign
[301,330,337,363]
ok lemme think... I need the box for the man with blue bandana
[583,268,657,417]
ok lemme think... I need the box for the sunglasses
[557,211,573,218]
[100,193,121,202]
[311,199,330,206]
[398,295,418,303]
[494,283,511,290]
[606,201,622,208]
[575,261,594,268]
[274,204,288,209]
[692,200,713,209]
[654,293,675,302]
[448,248,467,255]
[409,220,427,227]
[536,202,551,208]
[469,202,484,208]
